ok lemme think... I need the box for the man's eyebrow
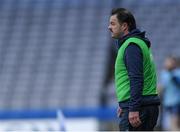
[111,21,115,24]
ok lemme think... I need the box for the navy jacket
[116,29,160,111]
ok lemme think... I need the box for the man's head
[108,8,136,39]
[164,56,177,71]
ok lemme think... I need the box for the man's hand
[128,111,142,128]
[117,107,123,117]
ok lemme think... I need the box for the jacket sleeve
[124,43,143,112]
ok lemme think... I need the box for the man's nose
[108,25,111,30]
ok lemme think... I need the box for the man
[160,56,180,130]
[108,8,160,131]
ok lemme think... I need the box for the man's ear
[122,23,128,31]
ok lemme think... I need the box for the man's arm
[124,43,143,112]
[172,74,180,87]
[124,43,143,127]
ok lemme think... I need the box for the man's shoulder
[125,42,142,54]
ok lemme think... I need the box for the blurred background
[0,0,180,131]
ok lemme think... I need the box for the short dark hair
[111,8,136,31]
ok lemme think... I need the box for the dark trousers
[119,105,159,131]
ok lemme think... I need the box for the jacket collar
[115,29,150,49]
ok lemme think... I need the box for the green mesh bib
[115,37,158,102]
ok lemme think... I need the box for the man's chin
[111,35,118,39]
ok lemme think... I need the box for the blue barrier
[0,107,117,120]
